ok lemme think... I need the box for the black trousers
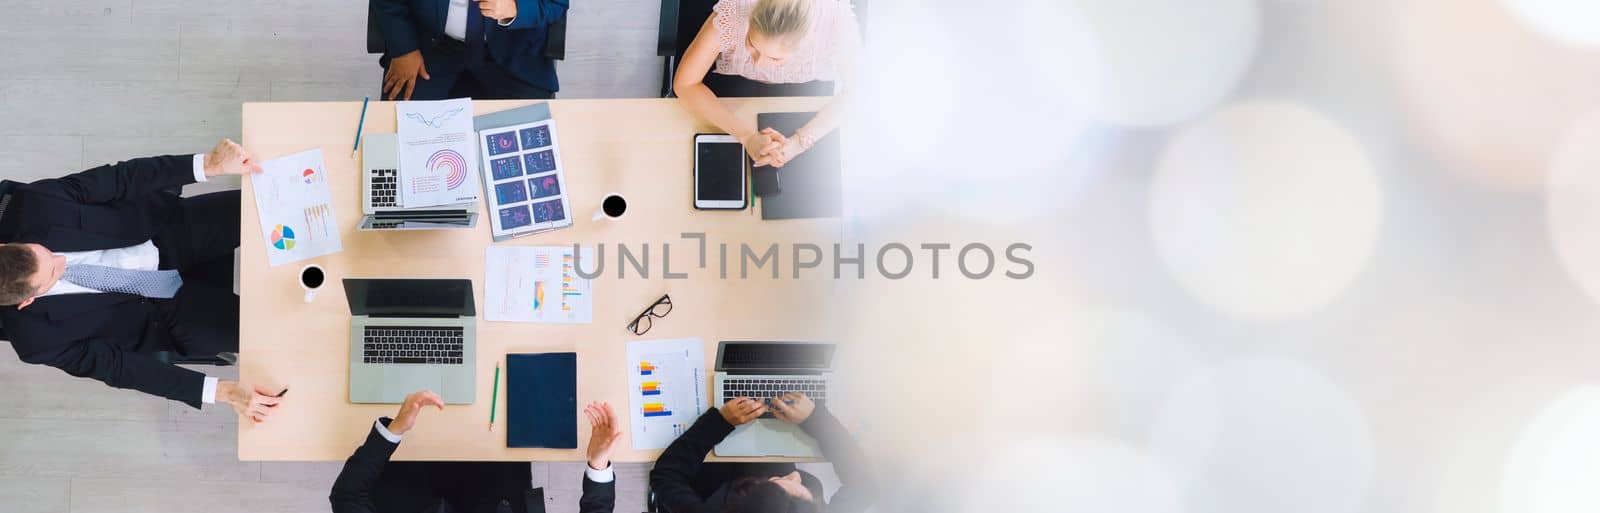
[372,461,534,513]
[151,190,239,358]
[394,38,554,101]
[701,72,834,98]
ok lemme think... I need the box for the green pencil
[488,362,500,431]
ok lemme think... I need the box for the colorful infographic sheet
[249,148,343,267]
[478,118,573,240]
[396,98,481,209]
[484,246,595,323]
[626,338,708,450]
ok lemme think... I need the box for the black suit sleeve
[330,419,403,513]
[579,470,617,513]
[10,329,207,408]
[648,410,735,513]
[505,0,568,30]
[372,0,421,58]
[25,155,195,205]
[800,407,877,513]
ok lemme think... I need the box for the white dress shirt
[40,154,220,403]
[372,418,616,482]
[445,0,516,41]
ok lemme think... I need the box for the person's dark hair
[0,244,39,305]
[722,477,820,513]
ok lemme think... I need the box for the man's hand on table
[219,380,283,424]
[203,138,263,177]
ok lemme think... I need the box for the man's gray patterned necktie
[62,264,182,299]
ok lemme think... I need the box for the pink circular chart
[428,149,468,190]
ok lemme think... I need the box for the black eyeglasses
[627,294,673,335]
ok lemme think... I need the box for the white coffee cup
[300,264,326,303]
[593,193,627,221]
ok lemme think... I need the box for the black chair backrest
[367,3,569,60]
[0,180,20,242]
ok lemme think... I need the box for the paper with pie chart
[249,148,343,267]
[396,98,481,209]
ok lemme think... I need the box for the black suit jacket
[649,407,878,513]
[0,155,208,407]
[330,419,617,513]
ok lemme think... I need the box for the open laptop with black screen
[345,278,477,404]
[713,341,836,457]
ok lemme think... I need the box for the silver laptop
[345,278,477,404]
[713,341,835,457]
[359,134,479,231]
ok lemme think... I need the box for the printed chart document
[484,246,594,323]
[397,98,481,209]
[626,338,708,450]
[478,117,573,240]
[249,148,342,267]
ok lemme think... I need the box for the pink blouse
[711,0,862,84]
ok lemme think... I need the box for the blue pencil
[350,96,370,158]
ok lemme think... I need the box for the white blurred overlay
[838,1,1600,512]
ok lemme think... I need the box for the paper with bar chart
[484,245,594,323]
[397,98,481,209]
[250,148,342,267]
[626,337,707,450]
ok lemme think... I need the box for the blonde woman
[674,0,863,167]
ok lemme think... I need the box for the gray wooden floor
[0,1,764,512]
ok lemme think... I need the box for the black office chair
[656,0,868,98]
[367,2,569,61]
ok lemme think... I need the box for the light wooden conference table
[239,97,843,462]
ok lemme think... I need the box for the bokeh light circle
[1067,0,1260,127]
[1150,100,1381,319]
[1498,0,1600,48]
[1502,386,1600,513]
[1182,357,1375,513]
[1546,110,1600,307]
[1391,0,1600,190]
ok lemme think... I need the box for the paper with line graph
[249,148,342,267]
[396,98,480,209]
[627,338,707,450]
[483,245,594,323]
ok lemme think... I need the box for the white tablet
[694,134,748,210]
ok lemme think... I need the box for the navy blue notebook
[506,352,578,448]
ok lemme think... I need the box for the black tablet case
[506,352,578,448]
[757,112,842,220]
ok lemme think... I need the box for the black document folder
[506,352,578,448]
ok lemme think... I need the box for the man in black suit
[330,391,622,513]
[374,0,569,101]
[649,393,877,513]
[0,140,284,422]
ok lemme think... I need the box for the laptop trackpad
[385,368,444,403]
[715,420,821,457]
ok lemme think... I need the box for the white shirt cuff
[498,17,515,27]
[201,377,219,404]
[585,464,615,483]
[374,419,404,444]
[191,154,208,183]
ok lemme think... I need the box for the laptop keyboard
[362,326,464,364]
[723,377,827,418]
[371,168,398,208]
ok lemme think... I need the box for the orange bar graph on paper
[641,381,661,396]
[643,402,671,417]
[639,362,655,375]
